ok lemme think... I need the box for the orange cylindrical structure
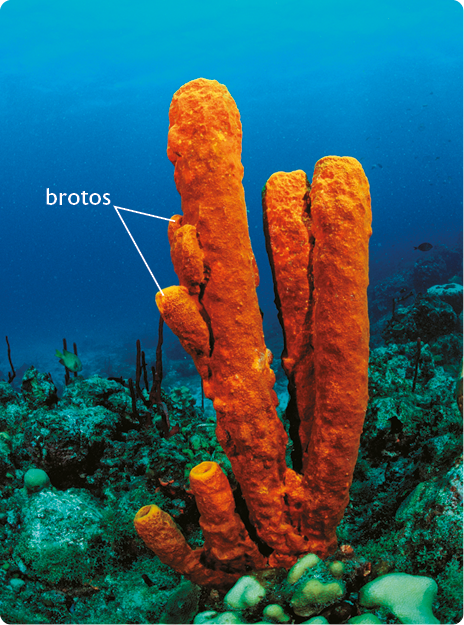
[134,504,239,587]
[135,80,372,580]
[189,462,266,572]
[262,170,315,470]
[262,161,371,557]
[157,78,305,555]
[301,156,371,554]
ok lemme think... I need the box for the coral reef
[0,299,461,622]
[0,372,227,623]
[428,283,463,315]
[381,293,458,345]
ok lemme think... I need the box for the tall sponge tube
[302,155,372,554]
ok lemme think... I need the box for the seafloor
[0,245,462,625]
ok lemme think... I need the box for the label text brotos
[46,189,111,205]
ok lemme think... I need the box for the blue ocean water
[0,0,462,389]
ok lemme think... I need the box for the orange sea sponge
[135,79,372,584]
[134,504,239,588]
[189,462,267,572]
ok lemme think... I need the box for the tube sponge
[133,504,238,588]
[189,462,266,572]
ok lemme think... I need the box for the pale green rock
[328,560,345,579]
[192,611,269,625]
[9,578,26,593]
[24,468,50,493]
[348,614,383,624]
[225,575,266,610]
[263,603,290,623]
[193,611,245,624]
[287,553,321,584]
[359,573,440,624]
[291,578,344,617]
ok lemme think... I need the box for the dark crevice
[198,265,215,356]
[233,482,274,558]
[263,182,313,474]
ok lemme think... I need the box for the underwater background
[0,0,462,387]
[0,0,462,624]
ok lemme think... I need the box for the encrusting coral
[134,78,372,585]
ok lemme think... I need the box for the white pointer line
[114,206,176,222]
[114,205,173,296]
